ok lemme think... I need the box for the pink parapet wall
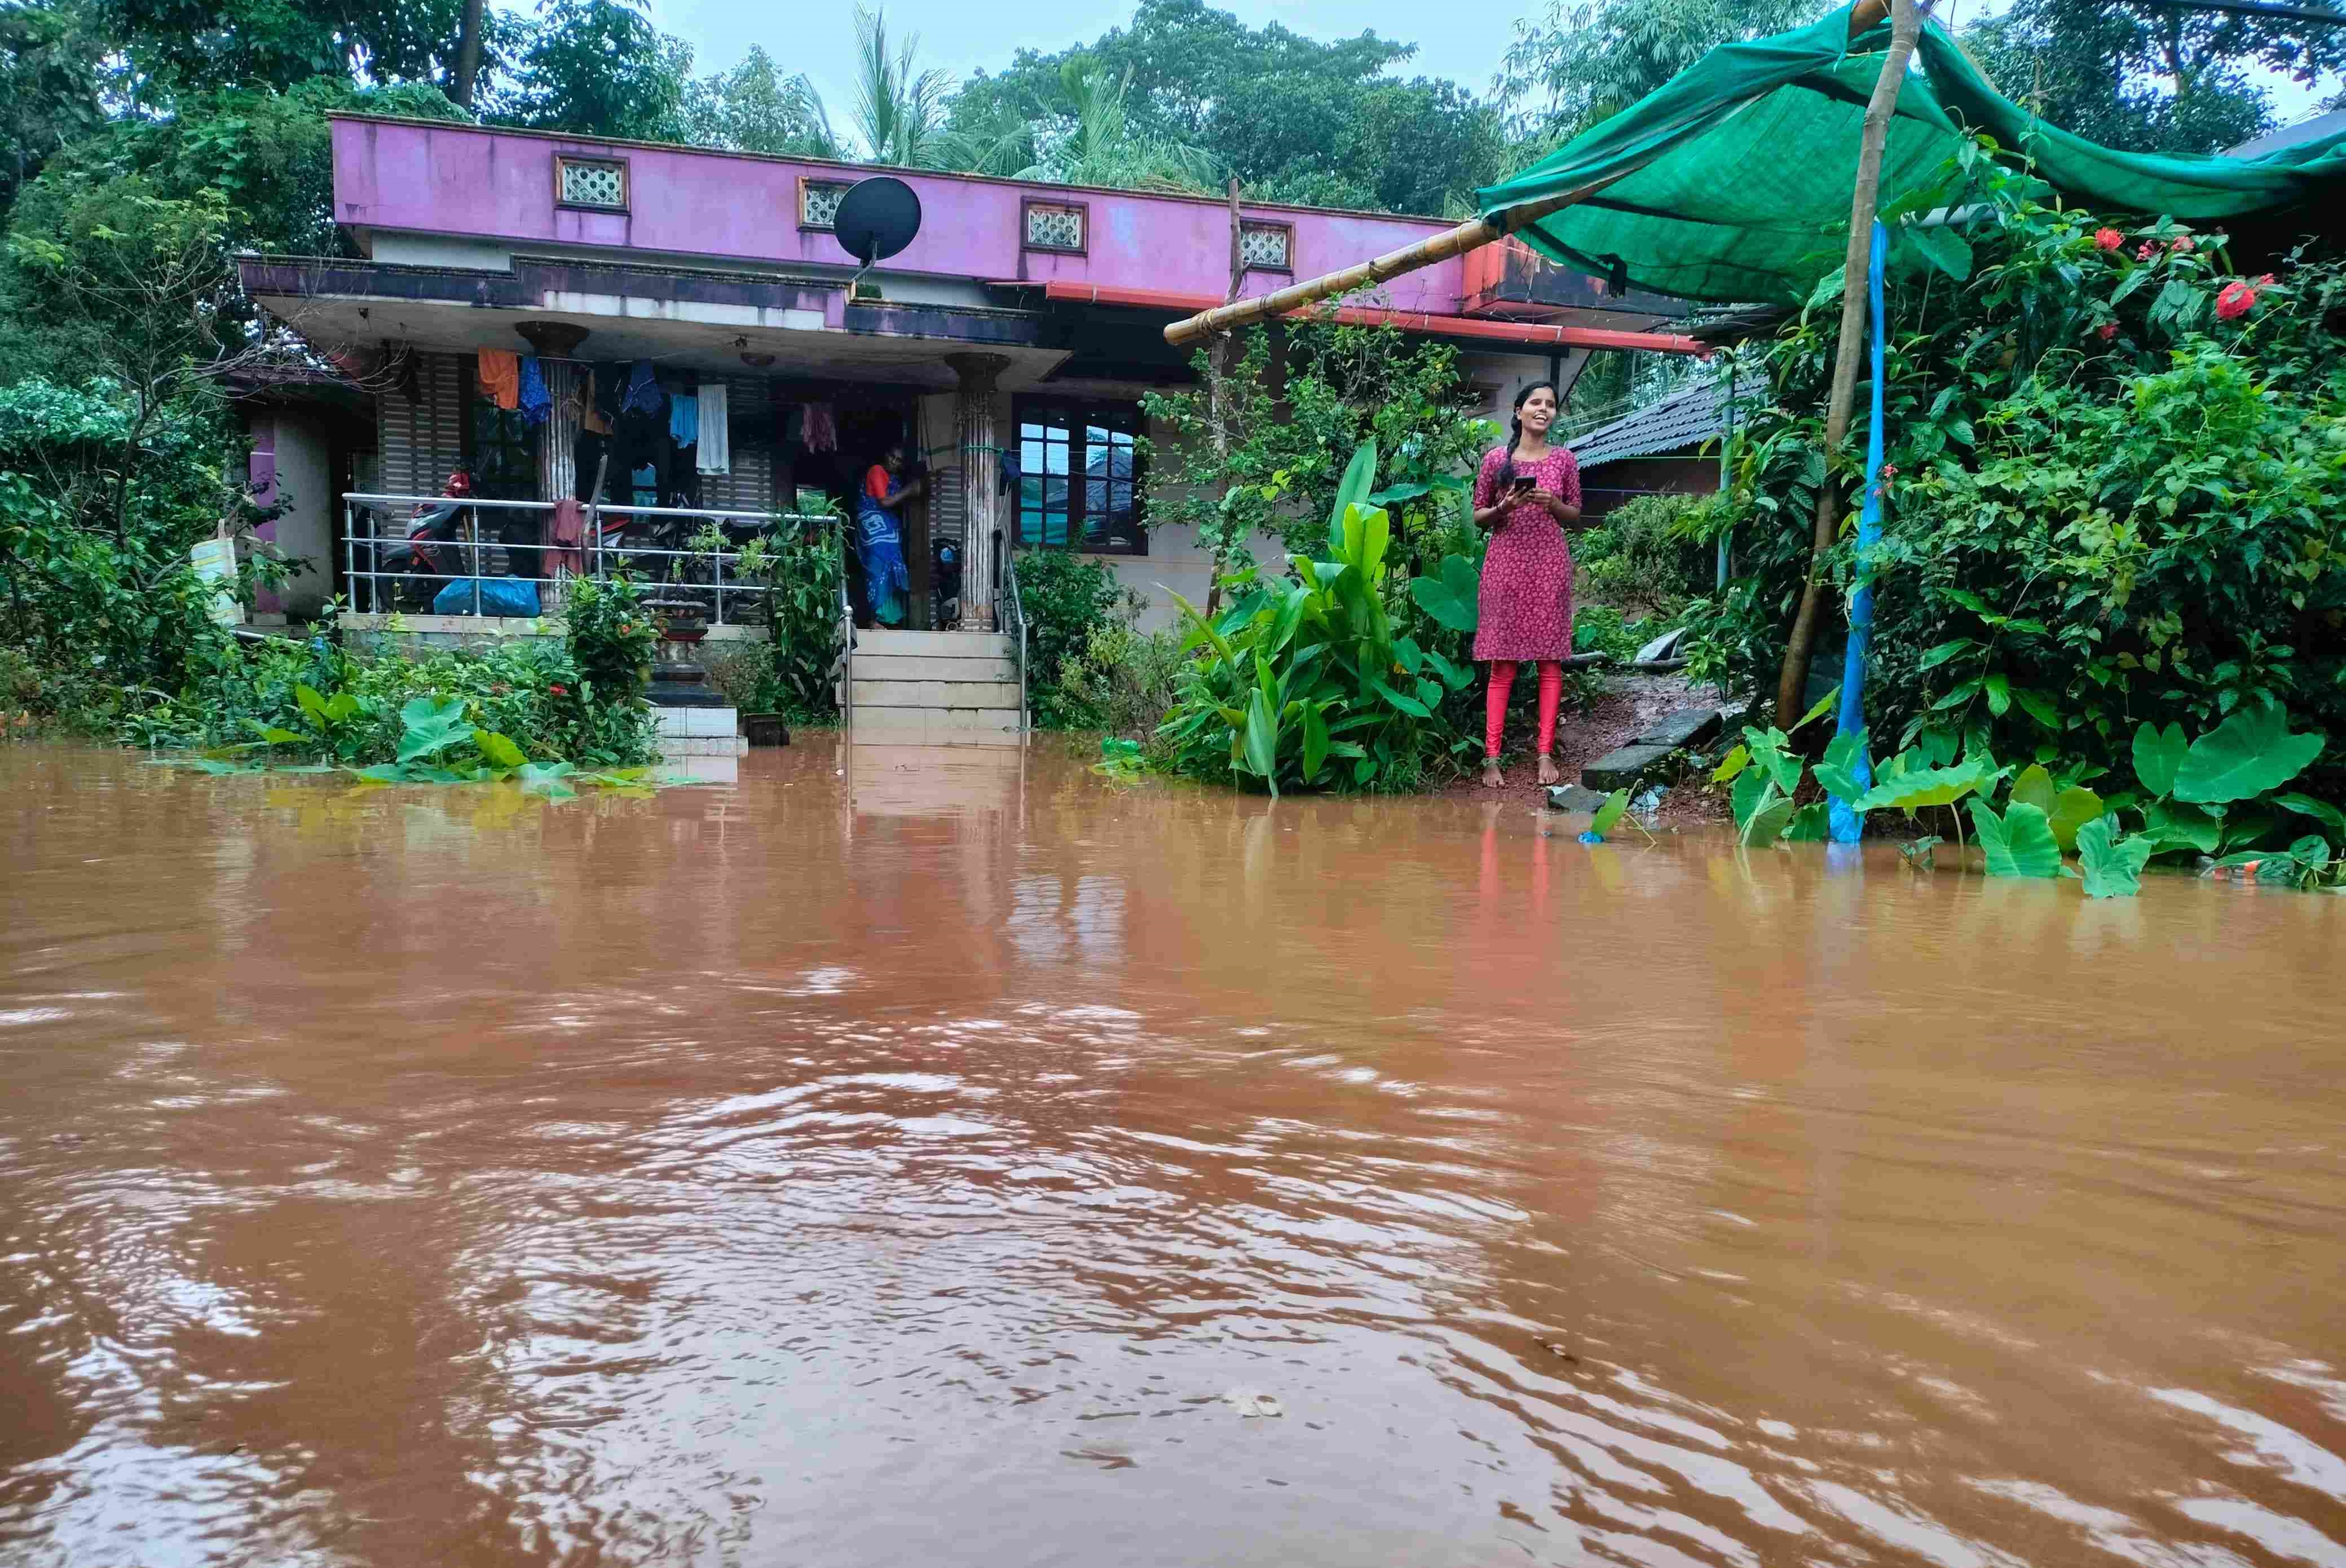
[327,116,1471,316]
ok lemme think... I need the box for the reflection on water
[3,741,2344,1567]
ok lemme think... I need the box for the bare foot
[1537,754,1562,787]
[1481,761,1506,788]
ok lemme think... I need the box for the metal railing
[839,539,856,743]
[998,529,1029,739]
[338,493,830,625]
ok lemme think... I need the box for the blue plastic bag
[432,577,541,617]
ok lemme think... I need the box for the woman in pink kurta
[1472,381,1583,787]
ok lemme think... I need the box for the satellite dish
[832,176,922,270]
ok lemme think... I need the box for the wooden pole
[1161,0,1895,350]
[1774,0,1919,730]
[1202,178,1244,616]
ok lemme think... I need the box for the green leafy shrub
[738,519,843,721]
[562,572,658,703]
[1015,549,1137,730]
[1048,621,1189,739]
[1681,139,2346,810]
[1576,492,1711,615]
[1157,443,1472,794]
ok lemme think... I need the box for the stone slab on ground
[1582,741,1678,792]
[1633,706,1722,752]
[1545,784,1612,814]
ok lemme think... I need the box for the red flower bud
[2169,235,2195,253]
[2096,322,2118,341]
[2215,282,2257,321]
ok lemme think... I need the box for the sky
[601,0,2329,138]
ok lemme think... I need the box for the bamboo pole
[1161,0,1895,350]
[1775,0,1919,730]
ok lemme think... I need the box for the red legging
[1485,660,1563,761]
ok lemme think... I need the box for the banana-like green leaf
[2075,816,2155,898]
[2172,699,2325,804]
[1589,788,1629,838]
[1969,798,2062,877]
[1328,439,1378,549]
[1301,702,1330,783]
[1371,677,1431,718]
[295,683,329,722]
[1792,685,1841,732]
[2132,720,2187,798]
[1243,687,1280,794]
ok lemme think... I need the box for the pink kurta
[1471,445,1580,663]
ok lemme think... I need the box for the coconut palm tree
[841,5,951,167]
[1016,59,1219,194]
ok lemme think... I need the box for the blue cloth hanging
[517,356,552,426]
[669,382,699,447]
[1829,220,1890,845]
[622,360,664,416]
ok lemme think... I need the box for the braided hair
[1498,380,1560,486]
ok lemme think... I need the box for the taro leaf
[1409,554,1480,633]
[1712,743,1750,784]
[1423,647,1472,692]
[1415,677,1443,713]
[2145,798,2222,854]
[2075,817,2154,898]
[1784,801,1833,841]
[295,683,330,723]
[2046,787,2104,854]
[1366,481,1431,505]
[1754,738,1804,795]
[1588,788,1629,839]
[473,730,528,770]
[2010,763,2058,818]
[518,762,578,787]
[1353,754,1378,786]
[2289,833,2334,870]
[1393,636,1425,675]
[1741,797,1799,847]
[1371,677,1431,718]
[352,763,408,783]
[1243,687,1280,794]
[395,696,473,765]
[251,723,305,745]
[1855,755,1990,812]
[2274,792,2346,840]
[1730,768,1772,829]
[2132,721,2188,799]
[1301,701,1330,783]
[325,691,360,724]
[2172,700,2326,805]
[1969,798,2063,878]
[1814,728,1868,804]
[1908,223,1974,281]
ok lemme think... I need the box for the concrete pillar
[945,353,1009,630]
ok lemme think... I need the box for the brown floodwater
[3,740,2343,1568]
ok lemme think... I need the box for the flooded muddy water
[4,741,2344,1567]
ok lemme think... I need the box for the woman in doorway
[857,443,924,628]
[1471,382,1583,788]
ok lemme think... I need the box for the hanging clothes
[476,350,521,411]
[572,430,609,501]
[669,380,699,448]
[696,382,731,474]
[592,362,626,426]
[547,497,588,579]
[517,357,552,426]
[574,370,612,436]
[804,401,837,453]
[623,360,664,417]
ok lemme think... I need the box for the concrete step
[653,706,739,739]
[850,705,1024,746]
[852,678,1021,712]
[852,653,1016,683]
[853,628,1014,660]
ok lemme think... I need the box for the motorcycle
[932,533,963,628]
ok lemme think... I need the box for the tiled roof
[1568,377,1728,469]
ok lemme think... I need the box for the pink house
[240,114,1694,632]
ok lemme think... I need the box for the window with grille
[1022,200,1086,254]
[1239,221,1293,272]
[555,156,627,211]
[800,179,851,229]
[1014,397,1144,555]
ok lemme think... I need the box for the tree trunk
[1775,0,1920,730]
[452,0,486,110]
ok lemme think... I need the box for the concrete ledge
[654,706,740,739]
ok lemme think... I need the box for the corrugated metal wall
[377,352,465,497]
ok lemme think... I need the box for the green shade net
[1478,2,2346,305]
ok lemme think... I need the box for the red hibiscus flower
[2215,282,2257,321]
[2096,322,2118,341]
[549,683,570,696]
[2093,228,2124,251]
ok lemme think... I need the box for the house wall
[330,116,1468,316]
[378,352,466,498]
[267,410,336,616]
